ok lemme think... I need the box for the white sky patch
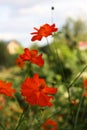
[0,33,22,39]
[0,6,11,20]
[19,5,49,16]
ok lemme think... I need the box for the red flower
[0,80,16,98]
[31,23,58,41]
[82,79,87,97]
[15,57,24,68]
[16,48,44,67]
[83,79,87,90]
[21,74,57,107]
[42,119,57,130]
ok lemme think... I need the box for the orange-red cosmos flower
[15,57,24,68]
[21,74,57,107]
[0,80,16,98]
[83,79,87,90]
[82,79,87,97]
[31,23,58,41]
[42,119,57,130]
[16,48,44,67]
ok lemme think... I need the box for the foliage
[0,41,16,68]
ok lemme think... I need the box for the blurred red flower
[82,79,87,97]
[21,74,57,107]
[83,93,87,97]
[0,80,16,98]
[31,23,58,41]
[83,79,87,90]
[42,119,57,130]
[16,48,44,67]
[15,57,24,68]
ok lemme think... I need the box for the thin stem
[14,111,24,130]
[67,87,74,123]
[81,98,87,121]
[46,38,65,82]
[74,91,84,129]
[68,64,87,89]
[14,104,29,130]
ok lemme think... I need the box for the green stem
[74,91,84,129]
[14,110,24,130]
[68,64,87,89]
[67,87,74,123]
[46,38,65,81]
[14,104,29,130]
[81,98,86,121]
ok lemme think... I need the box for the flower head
[31,23,58,41]
[15,57,24,68]
[83,79,87,90]
[15,48,44,67]
[42,119,57,130]
[21,74,57,107]
[82,79,87,97]
[0,80,16,98]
